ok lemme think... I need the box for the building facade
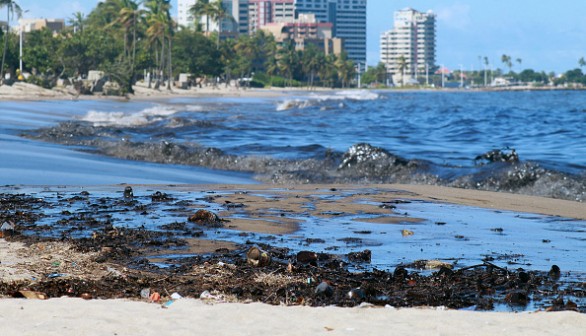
[294,0,367,67]
[380,8,436,85]
[260,14,342,55]
[177,0,367,66]
[248,0,295,33]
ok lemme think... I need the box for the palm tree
[483,56,491,86]
[396,55,407,86]
[145,0,173,90]
[110,0,144,66]
[501,54,512,74]
[278,39,299,87]
[189,0,213,32]
[0,0,22,83]
[579,57,586,69]
[334,52,355,88]
[69,12,86,34]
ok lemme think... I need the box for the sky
[14,0,586,73]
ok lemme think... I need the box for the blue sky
[14,0,586,73]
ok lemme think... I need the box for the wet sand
[0,184,584,335]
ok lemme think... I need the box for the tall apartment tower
[295,0,367,67]
[248,0,295,33]
[380,8,436,85]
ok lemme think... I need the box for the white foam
[276,90,379,111]
[80,105,178,127]
[276,99,314,111]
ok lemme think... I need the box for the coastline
[0,81,583,103]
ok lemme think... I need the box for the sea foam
[276,90,380,111]
[80,105,178,127]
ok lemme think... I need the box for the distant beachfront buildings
[178,0,367,66]
[380,8,436,85]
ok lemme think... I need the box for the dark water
[26,90,586,201]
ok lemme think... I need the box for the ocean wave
[80,105,178,127]
[276,90,380,111]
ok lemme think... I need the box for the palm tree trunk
[167,37,172,90]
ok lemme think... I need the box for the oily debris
[0,191,584,313]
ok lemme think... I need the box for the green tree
[579,57,586,69]
[173,29,221,77]
[69,12,86,34]
[501,54,513,74]
[335,52,356,88]
[396,55,407,86]
[362,62,387,86]
[189,0,213,32]
[145,0,173,89]
[277,39,300,86]
[0,0,22,82]
[301,44,324,88]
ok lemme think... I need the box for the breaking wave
[80,105,178,127]
[276,90,380,111]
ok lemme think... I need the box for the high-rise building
[295,0,367,66]
[248,0,295,33]
[177,0,367,66]
[380,8,436,85]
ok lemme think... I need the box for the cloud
[435,4,471,30]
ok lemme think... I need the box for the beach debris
[19,290,48,300]
[504,290,529,306]
[188,210,224,227]
[409,260,453,270]
[347,250,372,263]
[401,229,414,237]
[0,221,16,238]
[546,297,579,312]
[246,246,271,267]
[315,281,333,297]
[393,267,408,280]
[296,251,318,264]
[149,292,161,303]
[140,288,151,299]
[80,293,93,300]
[151,191,172,202]
[123,186,134,200]
[347,288,366,300]
[171,292,183,300]
[548,265,561,279]
[474,148,519,165]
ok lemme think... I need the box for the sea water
[5,89,583,201]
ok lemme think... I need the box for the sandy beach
[0,296,584,336]
[1,85,584,334]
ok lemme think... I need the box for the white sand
[0,298,583,336]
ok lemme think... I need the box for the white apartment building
[380,8,436,85]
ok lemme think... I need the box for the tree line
[0,0,358,94]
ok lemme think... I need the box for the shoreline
[0,81,584,103]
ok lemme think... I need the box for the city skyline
[13,0,586,73]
